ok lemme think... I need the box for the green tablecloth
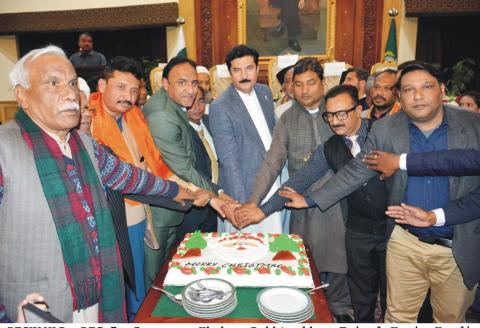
[151,286,315,320]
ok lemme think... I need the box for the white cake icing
[164,232,315,288]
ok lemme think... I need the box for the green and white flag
[384,17,398,63]
[168,25,187,60]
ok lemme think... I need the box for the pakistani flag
[384,16,398,63]
[169,25,187,60]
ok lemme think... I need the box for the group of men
[0,39,479,324]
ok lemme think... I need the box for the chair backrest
[209,64,232,99]
[370,61,398,75]
[149,64,167,94]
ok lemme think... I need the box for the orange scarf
[90,92,173,182]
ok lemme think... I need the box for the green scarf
[15,110,126,322]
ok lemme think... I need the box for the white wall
[0,36,18,101]
[0,0,177,13]
[398,16,418,64]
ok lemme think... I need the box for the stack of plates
[181,278,237,319]
[257,287,314,323]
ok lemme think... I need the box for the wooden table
[134,245,334,323]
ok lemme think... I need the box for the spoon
[306,283,330,294]
[151,285,183,305]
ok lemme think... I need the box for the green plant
[443,58,476,97]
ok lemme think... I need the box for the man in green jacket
[142,57,236,287]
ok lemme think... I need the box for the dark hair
[397,60,426,72]
[460,91,480,107]
[344,67,369,82]
[162,56,197,79]
[324,84,360,107]
[79,32,92,40]
[292,57,324,81]
[396,62,443,89]
[103,56,143,80]
[225,45,259,71]
[374,69,398,89]
[374,68,397,79]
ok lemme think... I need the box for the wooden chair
[149,64,167,94]
[209,64,232,99]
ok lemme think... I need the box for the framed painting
[237,0,336,59]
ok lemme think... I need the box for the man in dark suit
[285,62,480,322]
[175,87,219,242]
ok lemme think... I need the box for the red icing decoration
[272,250,296,261]
[181,248,201,258]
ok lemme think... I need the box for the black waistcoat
[323,131,388,235]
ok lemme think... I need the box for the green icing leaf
[269,234,300,252]
[185,231,207,250]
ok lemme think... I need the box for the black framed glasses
[322,105,357,123]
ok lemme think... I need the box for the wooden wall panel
[362,0,383,70]
[334,0,359,65]
[212,0,239,66]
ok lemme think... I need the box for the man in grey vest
[0,45,204,323]
[237,57,353,321]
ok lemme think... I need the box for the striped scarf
[15,110,126,323]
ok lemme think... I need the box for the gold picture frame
[237,0,336,61]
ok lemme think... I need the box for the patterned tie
[347,135,361,158]
[198,128,219,184]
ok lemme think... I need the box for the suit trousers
[143,225,178,290]
[346,229,387,322]
[385,226,477,323]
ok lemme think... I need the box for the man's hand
[278,187,308,208]
[218,191,237,203]
[363,150,400,180]
[298,0,306,9]
[386,203,437,227]
[17,293,47,323]
[173,186,195,205]
[174,187,211,207]
[215,200,242,227]
[235,203,266,229]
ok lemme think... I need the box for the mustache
[59,101,80,112]
[373,95,386,102]
[239,79,251,84]
[117,100,133,106]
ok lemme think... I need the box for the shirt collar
[305,107,319,114]
[342,118,369,146]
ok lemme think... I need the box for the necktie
[347,135,361,158]
[198,128,219,184]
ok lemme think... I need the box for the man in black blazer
[175,87,220,243]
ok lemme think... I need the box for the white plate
[260,306,313,323]
[258,287,311,314]
[184,298,237,319]
[183,297,236,313]
[182,278,235,306]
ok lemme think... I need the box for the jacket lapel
[445,106,470,197]
[228,85,265,147]
[389,112,410,200]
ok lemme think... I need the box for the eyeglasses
[322,105,357,123]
